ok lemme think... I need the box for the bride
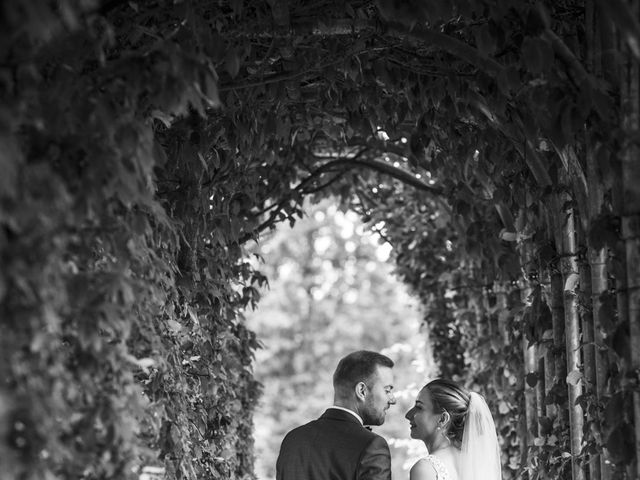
[405,379,502,480]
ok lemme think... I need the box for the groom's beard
[361,401,386,426]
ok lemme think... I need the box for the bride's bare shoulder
[409,458,438,480]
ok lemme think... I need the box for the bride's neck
[427,436,453,455]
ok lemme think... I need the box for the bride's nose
[405,407,414,420]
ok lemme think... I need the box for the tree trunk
[622,212,640,480]
[561,200,585,480]
[586,110,611,480]
[578,261,594,395]
[520,238,538,446]
[550,259,568,425]
[620,1,640,471]
[523,339,538,441]
[536,355,546,423]
[580,252,601,480]
[539,257,557,421]
[585,4,613,476]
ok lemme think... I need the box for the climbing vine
[1,1,639,479]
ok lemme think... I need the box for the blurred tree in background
[245,198,435,480]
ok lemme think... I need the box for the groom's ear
[355,382,367,400]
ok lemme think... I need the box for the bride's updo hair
[424,379,471,445]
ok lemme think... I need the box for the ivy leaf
[560,102,580,145]
[225,48,241,78]
[125,354,156,373]
[526,372,538,387]
[499,229,518,242]
[587,213,619,250]
[536,242,556,265]
[0,134,21,200]
[264,114,277,137]
[597,291,617,334]
[345,3,355,18]
[563,272,579,293]
[168,319,182,332]
[497,66,520,96]
[537,301,552,334]
[591,86,614,121]
[373,59,390,86]
[521,37,553,75]
[269,0,290,27]
[211,148,221,169]
[498,252,521,280]
[151,109,173,128]
[610,322,630,359]
[456,199,471,217]
[204,72,221,108]
[428,0,454,24]
[604,392,625,425]
[525,4,550,35]
[230,0,243,17]
[475,24,497,56]
[607,423,634,463]
[152,139,169,167]
[566,369,582,387]
[538,416,554,435]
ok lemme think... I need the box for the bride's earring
[437,424,451,444]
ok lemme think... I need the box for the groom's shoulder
[283,415,378,441]
[281,417,321,438]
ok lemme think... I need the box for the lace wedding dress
[422,455,452,480]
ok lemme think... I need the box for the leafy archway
[1,1,639,479]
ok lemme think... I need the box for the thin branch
[350,137,412,158]
[302,170,351,195]
[323,156,443,195]
[384,21,504,77]
[542,29,591,86]
[219,70,310,92]
[239,147,447,244]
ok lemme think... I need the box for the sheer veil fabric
[459,392,502,480]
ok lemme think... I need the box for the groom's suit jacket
[275,408,392,480]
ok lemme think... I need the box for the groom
[276,350,396,480]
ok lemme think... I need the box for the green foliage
[1,0,638,479]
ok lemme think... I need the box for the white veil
[459,392,502,480]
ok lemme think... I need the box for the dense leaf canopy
[1,0,640,479]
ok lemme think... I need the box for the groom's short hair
[333,350,394,395]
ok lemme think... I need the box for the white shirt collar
[329,405,363,425]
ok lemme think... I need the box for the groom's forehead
[373,365,394,385]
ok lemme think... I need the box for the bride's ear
[440,411,451,427]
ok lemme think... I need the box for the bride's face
[405,387,441,444]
